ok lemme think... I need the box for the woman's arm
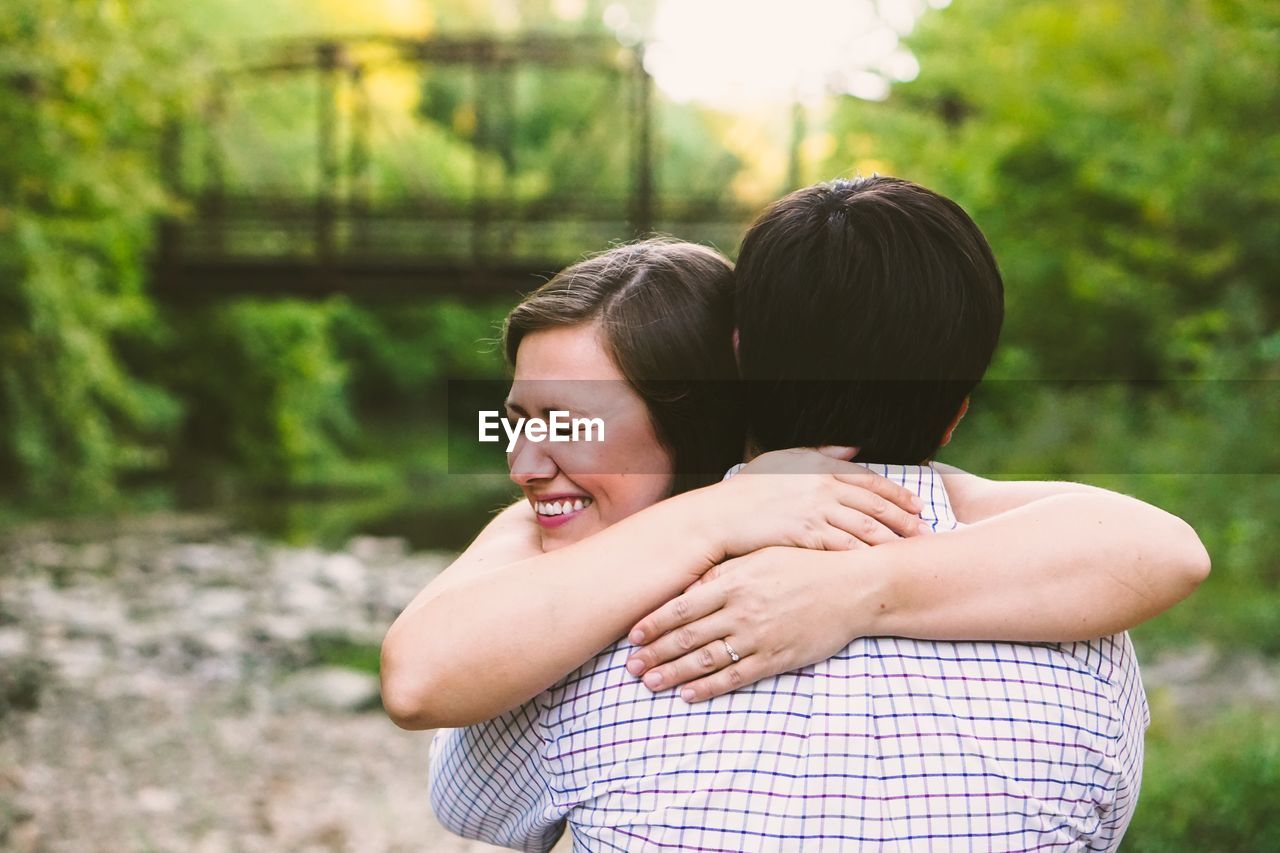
[394,500,543,620]
[626,477,1210,701]
[379,451,926,730]
[932,462,1102,522]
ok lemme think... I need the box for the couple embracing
[381,176,1209,851]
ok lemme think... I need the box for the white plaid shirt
[429,464,1149,851]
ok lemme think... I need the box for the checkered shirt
[428,463,1150,851]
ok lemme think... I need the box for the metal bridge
[153,34,777,299]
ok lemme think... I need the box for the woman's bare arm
[933,462,1101,521]
[871,488,1209,639]
[626,475,1210,701]
[379,452,925,730]
[380,489,719,730]
[393,500,542,622]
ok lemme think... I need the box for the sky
[622,0,950,108]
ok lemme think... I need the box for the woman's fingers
[635,634,745,692]
[627,583,727,654]
[834,470,924,514]
[833,475,929,538]
[678,658,763,703]
[823,505,898,548]
[686,561,726,591]
[627,609,733,677]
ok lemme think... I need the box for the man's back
[431,465,1149,852]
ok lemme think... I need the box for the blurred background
[1,0,1276,850]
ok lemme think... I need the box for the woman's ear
[939,396,970,447]
[732,327,741,371]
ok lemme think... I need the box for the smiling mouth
[534,497,594,517]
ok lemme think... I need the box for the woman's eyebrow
[505,397,581,417]
[504,394,593,417]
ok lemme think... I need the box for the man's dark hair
[734,176,1004,463]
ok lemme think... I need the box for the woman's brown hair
[503,239,744,494]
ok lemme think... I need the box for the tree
[828,0,1280,380]
[0,0,197,502]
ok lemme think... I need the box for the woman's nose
[508,437,558,486]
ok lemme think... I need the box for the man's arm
[429,702,566,852]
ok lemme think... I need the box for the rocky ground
[0,514,573,852]
[0,513,1273,851]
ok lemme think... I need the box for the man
[429,177,1149,850]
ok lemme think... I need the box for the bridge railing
[154,33,783,296]
[157,194,762,297]
[168,194,760,260]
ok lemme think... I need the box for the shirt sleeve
[428,699,566,852]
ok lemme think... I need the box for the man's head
[733,176,1004,464]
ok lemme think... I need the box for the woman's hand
[624,546,874,702]
[708,447,929,559]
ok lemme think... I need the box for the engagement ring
[722,639,740,663]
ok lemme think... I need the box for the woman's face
[506,323,675,551]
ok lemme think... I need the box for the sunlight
[311,0,433,34]
[632,0,945,109]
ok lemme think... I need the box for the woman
[381,239,1208,731]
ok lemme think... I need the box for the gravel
[0,516,534,852]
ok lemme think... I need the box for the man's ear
[939,396,970,448]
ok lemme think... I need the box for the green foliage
[305,631,381,676]
[0,0,618,505]
[855,0,1280,660]
[165,299,358,490]
[831,0,1280,381]
[0,0,195,504]
[331,298,510,411]
[3,0,1276,580]
[943,376,1280,654]
[1125,709,1280,851]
